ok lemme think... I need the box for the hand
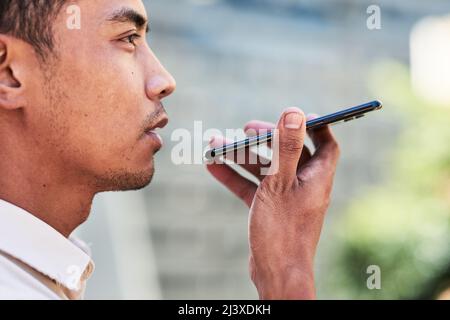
[206,107,340,299]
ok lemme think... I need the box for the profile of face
[0,0,176,192]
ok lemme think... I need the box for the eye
[121,33,141,47]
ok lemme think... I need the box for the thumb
[268,107,306,181]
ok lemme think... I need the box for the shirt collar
[0,199,93,291]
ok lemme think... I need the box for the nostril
[159,85,175,99]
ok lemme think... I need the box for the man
[0,0,339,299]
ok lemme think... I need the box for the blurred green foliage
[327,61,450,299]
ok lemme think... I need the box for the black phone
[305,100,382,130]
[204,100,383,160]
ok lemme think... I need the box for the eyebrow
[106,7,150,33]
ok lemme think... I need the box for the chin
[95,164,155,192]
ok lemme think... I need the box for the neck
[0,128,95,238]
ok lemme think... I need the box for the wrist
[254,265,316,300]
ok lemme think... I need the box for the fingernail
[245,128,257,137]
[284,111,303,129]
[208,136,215,146]
[307,113,319,121]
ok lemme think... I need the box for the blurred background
[77,0,450,299]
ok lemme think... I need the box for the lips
[143,116,169,148]
[145,130,163,148]
[144,116,169,133]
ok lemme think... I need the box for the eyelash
[122,33,141,47]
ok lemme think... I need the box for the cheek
[69,76,145,160]
[48,47,147,163]
[71,98,142,155]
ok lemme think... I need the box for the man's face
[24,0,176,191]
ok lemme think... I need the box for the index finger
[244,120,275,149]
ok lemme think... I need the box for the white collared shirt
[0,199,94,300]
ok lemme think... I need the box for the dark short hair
[0,0,68,60]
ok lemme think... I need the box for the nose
[145,55,176,101]
[146,74,176,100]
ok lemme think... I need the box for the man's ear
[0,36,26,111]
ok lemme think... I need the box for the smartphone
[204,100,383,160]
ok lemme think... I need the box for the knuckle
[254,188,269,206]
[260,176,295,196]
[306,191,331,215]
[279,137,302,154]
[319,140,340,165]
[297,166,314,182]
[329,140,340,158]
[317,183,333,210]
